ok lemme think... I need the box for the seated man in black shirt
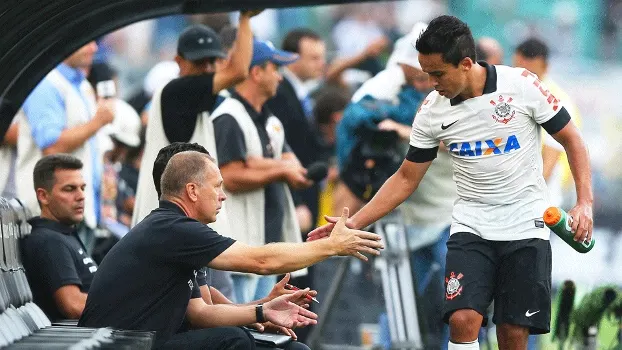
[21,154,99,320]
[80,150,383,349]
[153,143,315,348]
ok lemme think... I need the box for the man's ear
[36,188,50,206]
[460,57,474,71]
[250,65,263,82]
[186,183,199,202]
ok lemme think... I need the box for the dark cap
[177,25,226,61]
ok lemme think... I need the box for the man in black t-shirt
[21,154,98,320]
[152,142,315,349]
[80,150,383,349]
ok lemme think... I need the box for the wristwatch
[255,304,266,323]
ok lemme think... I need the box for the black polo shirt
[21,217,97,321]
[78,200,234,346]
[160,73,218,143]
[213,90,292,244]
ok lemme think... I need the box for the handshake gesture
[316,207,383,262]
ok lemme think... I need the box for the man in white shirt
[309,15,593,350]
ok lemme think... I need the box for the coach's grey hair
[160,151,214,197]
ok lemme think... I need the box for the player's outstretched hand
[326,207,383,261]
[568,202,593,243]
[306,209,355,241]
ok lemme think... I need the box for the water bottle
[543,207,595,253]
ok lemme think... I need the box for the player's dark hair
[282,28,322,53]
[415,15,476,66]
[153,142,211,198]
[515,38,549,61]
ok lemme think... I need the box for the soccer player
[308,15,593,350]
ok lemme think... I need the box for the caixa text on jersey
[448,135,521,157]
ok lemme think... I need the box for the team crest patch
[490,95,515,124]
[445,272,464,300]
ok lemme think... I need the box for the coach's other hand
[264,290,318,329]
[568,202,593,244]
[326,207,383,261]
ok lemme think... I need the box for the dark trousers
[156,327,312,350]
[155,327,254,350]
[256,342,311,350]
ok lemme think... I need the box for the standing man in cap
[211,39,313,304]
[133,9,261,228]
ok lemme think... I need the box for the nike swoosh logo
[441,120,458,130]
[525,310,540,317]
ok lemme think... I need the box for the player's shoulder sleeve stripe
[541,107,571,135]
[406,145,439,163]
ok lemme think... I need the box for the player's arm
[547,112,593,242]
[350,157,432,230]
[521,70,593,241]
[308,100,438,240]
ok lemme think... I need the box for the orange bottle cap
[543,207,562,226]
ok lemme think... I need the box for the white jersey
[409,63,568,241]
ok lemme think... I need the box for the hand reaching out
[311,207,383,262]
[266,273,317,307]
[263,290,318,329]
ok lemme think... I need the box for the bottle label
[564,215,573,233]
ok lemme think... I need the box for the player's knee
[497,323,529,343]
[448,309,482,340]
[223,327,255,350]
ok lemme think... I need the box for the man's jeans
[231,274,277,303]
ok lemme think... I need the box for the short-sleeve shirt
[78,200,235,346]
[160,73,218,143]
[21,217,97,320]
[213,90,292,244]
[407,62,571,241]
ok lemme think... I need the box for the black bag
[340,127,403,202]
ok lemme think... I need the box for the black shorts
[442,232,552,334]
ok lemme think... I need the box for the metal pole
[307,257,351,350]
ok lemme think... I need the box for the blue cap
[251,40,299,67]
